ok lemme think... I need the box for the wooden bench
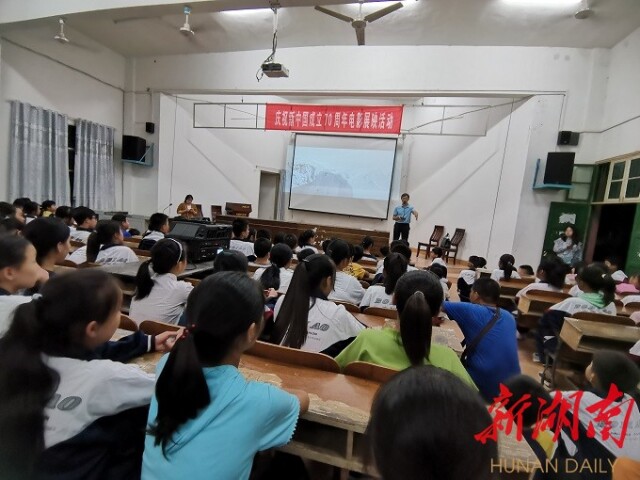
[343,361,397,383]
[247,340,340,373]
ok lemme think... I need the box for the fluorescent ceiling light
[501,0,581,5]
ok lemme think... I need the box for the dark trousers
[535,310,568,358]
[393,222,410,242]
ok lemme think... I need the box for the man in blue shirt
[442,278,521,401]
[392,193,418,242]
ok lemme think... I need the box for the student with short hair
[229,218,255,257]
[428,263,450,300]
[343,245,372,281]
[283,233,298,251]
[23,200,41,223]
[297,248,315,263]
[139,213,170,250]
[490,253,520,282]
[457,255,483,303]
[272,254,365,355]
[70,206,98,243]
[256,228,272,240]
[326,239,366,304]
[359,252,407,310]
[605,255,628,283]
[336,270,476,387]
[0,270,155,479]
[251,237,272,267]
[40,200,57,217]
[429,246,447,268]
[368,366,496,480]
[361,236,376,260]
[296,229,318,253]
[12,197,31,223]
[254,243,294,293]
[213,249,248,273]
[130,239,193,325]
[0,201,16,219]
[54,206,74,227]
[143,272,309,479]
[442,278,520,400]
[112,213,132,238]
[22,218,71,291]
[375,240,416,276]
[273,231,286,245]
[516,256,567,298]
[518,264,535,277]
[0,217,23,235]
[85,220,139,265]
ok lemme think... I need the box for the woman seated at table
[271,253,365,356]
[359,253,407,311]
[176,194,200,219]
[335,270,476,389]
[515,255,567,299]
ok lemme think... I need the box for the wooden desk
[560,318,640,353]
[99,260,214,280]
[499,279,534,297]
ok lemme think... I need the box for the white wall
[0,29,126,206]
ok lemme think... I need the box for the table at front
[98,260,214,281]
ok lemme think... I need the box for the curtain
[74,119,115,210]
[8,101,70,204]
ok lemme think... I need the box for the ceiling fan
[314,0,403,46]
[179,5,195,35]
[53,18,99,52]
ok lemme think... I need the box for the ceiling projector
[261,62,289,78]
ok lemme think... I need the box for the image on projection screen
[289,134,397,219]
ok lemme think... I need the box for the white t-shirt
[129,273,193,325]
[294,246,318,254]
[95,246,139,265]
[549,297,617,316]
[67,246,87,265]
[0,295,32,337]
[611,270,628,283]
[359,284,395,310]
[515,282,562,298]
[43,356,154,449]
[376,262,418,275]
[253,267,294,294]
[229,239,255,257]
[440,278,450,300]
[329,271,366,305]
[274,296,365,353]
[458,269,476,286]
[431,257,447,268]
[622,295,640,306]
[69,229,92,244]
[490,269,521,282]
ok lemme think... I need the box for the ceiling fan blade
[355,25,365,46]
[314,6,354,23]
[363,2,403,22]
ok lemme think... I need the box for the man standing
[392,193,418,242]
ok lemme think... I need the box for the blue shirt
[393,204,414,224]
[142,357,300,480]
[442,302,521,401]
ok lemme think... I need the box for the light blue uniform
[393,204,414,224]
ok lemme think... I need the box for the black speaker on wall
[544,152,575,185]
[557,130,580,146]
[145,122,155,134]
[122,135,147,160]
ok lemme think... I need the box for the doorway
[591,203,637,266]
[258,171,281,220]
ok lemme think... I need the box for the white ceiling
[3,0,640,57]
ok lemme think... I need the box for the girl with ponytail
[0,270,155,479]
[336,270,476,388]
[85,220,138,265]
[254,243,294,292]
[130,238,192,325]
[490,253,520,282]
[359,252,407,310]
[271,254,365,355]
[143,272,309,480]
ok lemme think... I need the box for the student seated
[457,255,483,303]
[605,255,628,283]
[534,264,616,363]
[429,246,447,268]
[0,217,24,235]
[12,197,31,223]
[250,237,272,267]
[255,228,272,241]
[518,264,535,277]
[139,213,170,250]
[22,218,72,292]
[368,366,496,480]
[69,206,97,243]
[336,270,476,388]
[297,248,315,262]
[361,236,377,260]
[83,220,139,266]
[617,273,640,295]
[54,206,74,227]
[296,229,318,253]
[272,231,286,245]
[283,233,298,252]
[442,278,520,401]
[427,263,450,301]
[375,241,415,276]
[143,272,309,480]
[0,201,17,219]
[490,253,520,282]
[130,239,193,325]
[515,255,567,298]
[23,200,41,224]
[343,245,372,281]
[359,253,407,311]
[254,243,294,294]
[326,239,366,304]
[213,249,248,273]
[0,271,156,479]
[112,213,132,238]
[40,200,57,217]
[229,218,255,257]
[272,254,365,355]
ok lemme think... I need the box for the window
[596,153,640,204]
[566,165,594,202]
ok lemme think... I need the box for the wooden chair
[359,280,370,289]
[70,240,84,249]
[132,248,151,257]
[572,311,636,326]
[624,301,640,311]
[183,277,201,287]
[333,300,360,313]
[211,205,222,220]
[417,225,445,259]
[247,340,340,373]
[56,259,79,268]
[119,314,138,331]
[526,290,571,302]
[363,306,398,319]
[139,320,181,335]
[442,228,465,264]
[343,361,397,383]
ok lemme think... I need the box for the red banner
[265,103,403,135]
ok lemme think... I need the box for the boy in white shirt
[229,218,255,258]
[326,239,365,305]
[69,206,97,244]
[605,256,627,283]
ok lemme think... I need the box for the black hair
[86,220,121,263]
[184,194,193,202]
[477,257,487,268]
[0,202,16,218]
[256,229,272,240]
[0,217,23,235]
[0,270,121,477]
[472,277,500,304]
[380,245,390,257]
[327,239,351,266]
[22,218,70,264]
[253,238,272,258]
[562,224,580,243]
[0,235,31,269]
[577,264,616,305]
[591,350,640,405]
[72,206,96,226]
[213,249,248,273]
[148,272,264,455]
[467,255,480,270]
[431,247,443,258]
[390,242,412,263]
[260,244,293,290]
[12,197,31,209]
[272,254,336,349]
[129,228,141,236]
[428,263,448,280]
[383,252,408,295]
[54,206,73,223]
[23,201,40,217]
[41,200,56,211]
[502,375,553,427]
[604,255,622,269]
[231,218,248,238]
[273,232,286,245]
[298,229,316,248]
[519,264,535,276]
[394,270,443,365]
[498,254,516,281]
[148,213,169,232]
[321,238,332,253]
[536,256,567,289]
[248,228,256,242]
[369,366,496,480]
[135,239,187,300]
[111,213,128,223]
[362,236,374,250]
[352,245,364,263]
[297,248,315,262]
[283,233,298,250]
[400,193,410,199]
